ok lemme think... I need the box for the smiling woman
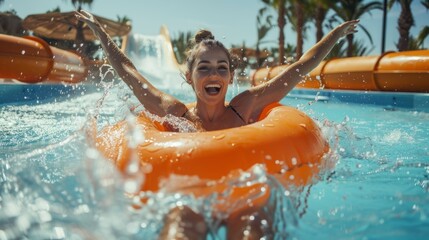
[75,9,358,239]
[75,9,359,132]
[180,29,248,130]
[187,41,231,98]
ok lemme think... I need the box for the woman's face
[187,46,233,105]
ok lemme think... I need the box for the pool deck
[290,88,429,112]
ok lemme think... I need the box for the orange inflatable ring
[96,103,330,198]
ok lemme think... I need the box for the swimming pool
[1,78,428,239]
[1,32,428,240]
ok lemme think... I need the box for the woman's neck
[195,101,226,122]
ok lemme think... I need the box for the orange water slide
[0,34,87,84]
[252,50,429,93]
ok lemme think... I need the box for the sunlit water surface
[1,79,428,240]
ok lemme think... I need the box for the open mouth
[204,84,221,95]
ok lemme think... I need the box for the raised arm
[231,20,359,121]
[75,10,187,117]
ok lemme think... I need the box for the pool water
[1,78,428,239]
[287,97,429,239]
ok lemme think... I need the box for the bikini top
[228,105,246,123]
[181,105,246,124]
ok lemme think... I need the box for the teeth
[204,83,221,95]
[205,84,221,88]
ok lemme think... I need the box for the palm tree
[231,42,251,77]
[171,31,193,64]
[63,0,94,51]
[255,7,274,67]
[310,0,337,42]
[0,0,17,14]
[415,0,429,48]
[381,0,388,53]
[46,7,62,13]
[388,0,414,51]
[117,15,131,25]
[268,43,296,65]
[287,0,314,60]
[262,0,289,65]
[70,0,93,10]
[326,39,347,58]
[332,0,383,57]
[415,28,429,48]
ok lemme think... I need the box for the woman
[75,10,358,132]
[76,10,358,239]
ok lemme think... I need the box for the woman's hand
[336,19,359,38]
[74,10,102,34]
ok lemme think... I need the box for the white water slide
[124,26,187,89]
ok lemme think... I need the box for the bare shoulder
[229,87,268,124]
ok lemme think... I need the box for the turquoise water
[287,97,429,239]
[1,81,428,239]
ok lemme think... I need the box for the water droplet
[291,157,297,165]
[86,148,99,159]
[38,210,52,222]
[53,227,66,238]
[21,50,26,55]
[126,160,140,174]
[141,163,153,173]
[213,134,225,140]
[124,179,139,193]
[16,215,31,232]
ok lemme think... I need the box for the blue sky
[4,0,429,55]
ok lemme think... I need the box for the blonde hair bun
[194,30,214,44]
